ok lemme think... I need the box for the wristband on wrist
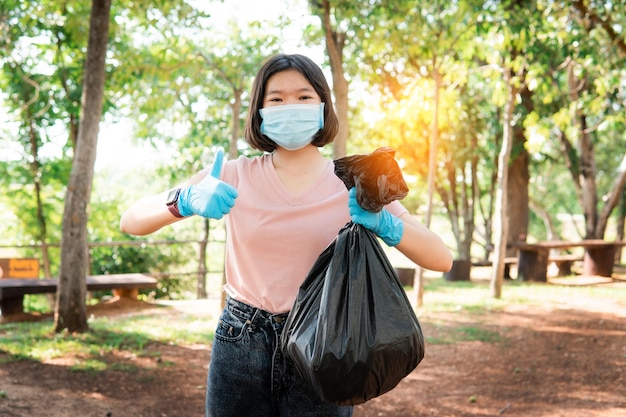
[165,188,185,218]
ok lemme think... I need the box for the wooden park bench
[0,273,157,316]
[549,254,583,276]
[510,240,626,282]
[503,253,583,279]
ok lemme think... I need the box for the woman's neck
[270,146,330,195]
[271,146,326,173]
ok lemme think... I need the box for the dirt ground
[1,274,626,417]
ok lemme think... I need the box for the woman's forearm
[394,214,453,272]
[119,191,182,236]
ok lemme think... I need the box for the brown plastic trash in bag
[333,147,409,212]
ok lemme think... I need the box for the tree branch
[571,0,626,58]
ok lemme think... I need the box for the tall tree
[529,1,626,241]
[308,0,351,158]
[566,2,626,238]
[356,0,485,301]
[0,0,83,278]
[0,0,205,278]
[503,0,535,250]
[491,67,518,298]
[55,0,111,333]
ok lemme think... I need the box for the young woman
[120,53,452,417]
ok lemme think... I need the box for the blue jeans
[206,297,353,417]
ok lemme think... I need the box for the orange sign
[0,258,40,279]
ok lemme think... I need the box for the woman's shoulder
[225,153,269,169]
[223,153,270,181]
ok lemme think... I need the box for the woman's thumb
[210,149,225,179]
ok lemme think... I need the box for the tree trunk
[229,88,243,161]
[500,0,531,260]
[55,0,111,333]
[490,69,517,298]
[26,115,53,278]
[320,0,349,159]
[596,154,626,238]
[464,130,478,259]
[197,219,209,299]
[561,59,625,240]
[506,139,529,245]
[507,120,530,246]
[566,59,599,239]
[617,188,625,264]
[416,68,442,306]
[477,140,498,263]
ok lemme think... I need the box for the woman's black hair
[244,54,339,152]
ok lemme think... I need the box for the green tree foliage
[343,0,625,250]
[522,0,626,239]
[0,0,211,252]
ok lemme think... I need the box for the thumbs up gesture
[178,150,238,219]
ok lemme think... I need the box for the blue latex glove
[178,150,238,219]
[348,187,404,246]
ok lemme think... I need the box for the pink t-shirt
[220,153,407,313]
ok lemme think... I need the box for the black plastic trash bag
[280,147,424,406]
[280,223,425,406]
[334,146,409,212]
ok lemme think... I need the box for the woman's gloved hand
[178,150,238,219]
[348,187,404,246]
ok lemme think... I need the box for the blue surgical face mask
[259,103,325,151]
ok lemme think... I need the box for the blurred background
[1,0,625,307]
